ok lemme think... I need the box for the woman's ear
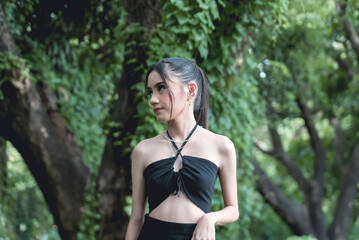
[188,82,198,97]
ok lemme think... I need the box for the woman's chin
[156,117,168,124]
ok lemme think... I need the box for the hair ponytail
[193,66,210,129]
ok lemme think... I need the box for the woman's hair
[145,58,210,129]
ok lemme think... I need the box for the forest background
[0,0,359,240]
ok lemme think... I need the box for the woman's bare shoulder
[201,129,234,151]
[132,134,163,158]
[199,129,236,166]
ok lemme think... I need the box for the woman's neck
[166,114,197,142]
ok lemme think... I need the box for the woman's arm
[211,136,239,224]
[192,136,239,239]
[125,143,147,240]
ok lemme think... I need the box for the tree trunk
[96,0,160,239]
[0,5,90,240]
[0,137,7,202]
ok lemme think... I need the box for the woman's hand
[191,213,216,240]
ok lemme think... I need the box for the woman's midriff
[148,192,205,223]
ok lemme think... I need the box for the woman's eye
[158,85,166,92]
[147,90,153,96]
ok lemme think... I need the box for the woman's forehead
[147,71,163,87]
[147,71,181,88]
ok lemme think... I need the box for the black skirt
[138,214,197,240]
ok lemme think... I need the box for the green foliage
[247,202,292,240]
[349,214,359,240]
[0,52,29,90]
[250,0,359,238]
[76,180,100,240]
[0,143,61,240]
[286,236,317,240]
[8,0,352,239]
[0,52,22,71]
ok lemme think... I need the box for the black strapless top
[143,123,219,214]
[144,155,218,213]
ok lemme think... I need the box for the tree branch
[296,98,327,239]
[329,118,345,174]
[329,140,359,240]
[336,1,359,63]
[253,160,314,235]
[292,125,306,141]
[36,81,83,160]
[296,98,326,185]
[268,127,311,194]
[256,128,311,195]
[335,54,354,81]
[255,141,274,156]
[261,104,311,195]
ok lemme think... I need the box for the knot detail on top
[173,171,183,197]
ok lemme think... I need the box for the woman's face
[147,71,187,123]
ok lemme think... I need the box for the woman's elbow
[233,209,239,222]
[129,214,145,226]
[231,206,239,222]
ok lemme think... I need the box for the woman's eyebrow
[147,81,164,90]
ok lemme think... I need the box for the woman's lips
[153,107,163,113]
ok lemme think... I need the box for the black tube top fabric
[143,155,218,213]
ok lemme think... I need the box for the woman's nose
[150,93,159,105]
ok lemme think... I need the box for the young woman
[125,58,239,240]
